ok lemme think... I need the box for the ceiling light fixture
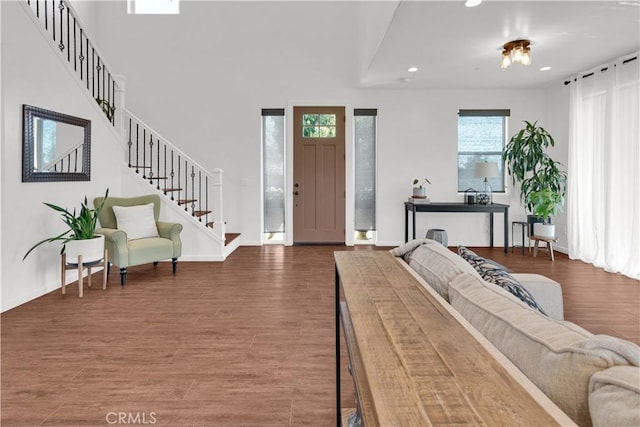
[408,66,419,73]
[465,0,483,7]
[500,39,532,69]
[539,66,551,72]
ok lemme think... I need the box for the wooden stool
[61,249,108,297]
[531,236,558,261]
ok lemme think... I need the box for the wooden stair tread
[163,188,183,192]
[225,233,240,246]
[177,199,197,205]
[147,177,168,180]
[129,164,152,168]
[193,210,212,217]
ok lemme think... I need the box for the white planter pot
[412,187,426,198]
[65,235,105,264]
[533,223,556,239]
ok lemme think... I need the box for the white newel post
[115,74,127,152]
[212,168,225,240]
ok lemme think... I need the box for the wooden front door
[293,106,345,243]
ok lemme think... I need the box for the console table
[404,201,509,252]
[334,251,572,427]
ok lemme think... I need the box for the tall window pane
[262,109,285,241]
[354,109,377,242]
[457,110,509,192]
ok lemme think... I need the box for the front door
[293,106,345,243]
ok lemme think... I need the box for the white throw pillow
[112,203,159,240]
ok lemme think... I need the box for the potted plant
[23,189,109,263]
[502,121,567,234]
[528,187,564,238]
[412,178,431,198]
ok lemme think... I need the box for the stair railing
[41,141,84,172]
[124,109,225,242]
[24,0,118,125]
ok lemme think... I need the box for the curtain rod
[563,55,637,86]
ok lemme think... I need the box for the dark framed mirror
[22,104,91,182]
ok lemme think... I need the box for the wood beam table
[404,202,510,252]
[334,251,575,427]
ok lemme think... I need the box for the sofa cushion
[449,272,639,427]
[112,203,159,241]
[589,366,640,427]
[512,273,565,320]
[458,246,547,315]
[393,240,480,301]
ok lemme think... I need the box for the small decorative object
[412,178,431,198]
[426,229,448,247]
[475,161,499,205]
[23,189,109,262]
[464,188,477,205]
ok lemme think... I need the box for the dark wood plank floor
[2,245,638,426]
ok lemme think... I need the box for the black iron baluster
[177,155,181,206]
[198,171,202,222]
[111,77,116,125]
[185,160,189,213]
[206,176,209,227]
[36,0,39,18]
[148,134,154,184]
[163,146,167,194]
[142,129,147,178]
[127,118,132,167]
[73,17,76,71]
[51,0,54,38]
[156,138,161,190]
[96,56,101,100]
[58,1,64,52]
[44,0,48,30]
[135,123,139,174]
[170,151,175,200]
[191,166,196,216]
[67,6,71,62]
[79,29,83,80]
[91,46,95,97]
[85,38,89,90]
[66,154,70,172]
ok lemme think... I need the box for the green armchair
[93,194,183,285]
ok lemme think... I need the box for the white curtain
[568,52,640,280]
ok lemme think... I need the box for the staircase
[22,0,239,256]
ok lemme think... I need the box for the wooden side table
[61,250,108,297]
[531,235,558,261]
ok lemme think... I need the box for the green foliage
[23,189,109,261]
[529,188,564,223]
[95,98,115,121]
[502,121,567,214]
[413,178,431,188]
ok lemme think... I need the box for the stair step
[177,199,197,205]
[163,188,183,193]
[206,222,215,228]
[225,233,240,246]
[148,177,168,180]
[193,210,212,218]
[129,164,152,169]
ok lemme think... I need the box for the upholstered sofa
[391,239,640,427]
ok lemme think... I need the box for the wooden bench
[531,235,559,261]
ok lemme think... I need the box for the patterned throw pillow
[458,246,547,315]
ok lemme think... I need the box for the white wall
[357,88,547,247]
[1,1,123,311]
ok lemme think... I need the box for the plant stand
[61,249,108,297]
[531,236,558,261]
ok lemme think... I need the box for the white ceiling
[361,1,640,90]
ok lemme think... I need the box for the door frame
[285,101,354,246]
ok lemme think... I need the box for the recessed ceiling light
[539,66,552,71]
[408,67,419,73]
[465,0,483,7]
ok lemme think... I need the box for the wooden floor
[2,245,638,426]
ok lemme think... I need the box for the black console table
[404,202,510,253]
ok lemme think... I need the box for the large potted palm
[503,121,567,235]
[24,189,109,263]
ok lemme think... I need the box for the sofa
[391,239,640,427]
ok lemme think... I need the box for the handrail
[123,108,225,241]
[24,0,118,125]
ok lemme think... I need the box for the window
[128,0,179,14]
[302,114,336,138]
[354,109,377,242]
[262,109,285,242]
[457,109,509,193]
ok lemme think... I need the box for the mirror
[22,104,91,182]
